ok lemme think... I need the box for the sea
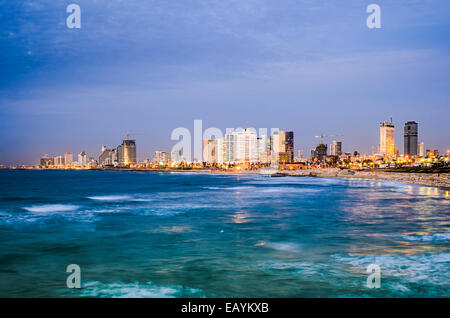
[0,170,448,297]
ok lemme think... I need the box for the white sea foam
[256,261,329,276]
[263,242,302,252]
[24,204,80,213]
[333,253,450,285]
[400,232,450,242]
[224,186,257,190]
[78,281,204,298]
[87,195,133,201]
[260,187,320,194]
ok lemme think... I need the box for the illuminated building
[314,143,327,162]
[330,140,342,156]
[278,131,294,163]
[117,139,136,165]
[78,152,87,167]
[54,155,65,167]
[40,156,54,168]
[379,120,395,155]
[154,151,171,164]
[269,131,294,164]
[171,149,183,163]
[203,140,217,163]
[404,121,418,156]
[224,132,238,163]
[426,149,439,158]
[65,152,73,167]
[235,128,258,164]
[418,142,424,157]
[258,134,270,164]
[99,146,117,166]
[216,138,226,164]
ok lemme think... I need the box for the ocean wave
[256,261,329,276]
[77,281,205,298]
[224,186,257,190]
[400,233,450,242]
[87,195,134,201]
[259,241,302,252]
[260,187,320,194]
[333,252,450,285]
[23,204,80,213]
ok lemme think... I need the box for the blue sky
[1,0,449,164]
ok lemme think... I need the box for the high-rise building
[404,121,418,156]
[171,149,183,163]
[154,151,170,164]
[269,130,294,164]
[78,152,87,167]
[216,138,226,164]
[40,156,54,168]
[379,120,395,155]
[314,143,327,161]
[117,139,136,165]
[330,140,342,156]
[225,132,238,163]
[54,155,65,167]
[418,142,424,157]
[278,131,294,163]
[235,128,258,164]
[203,140,217,163]
[257,134,270,164]
[65,152,73,167]
[99,146,117,166]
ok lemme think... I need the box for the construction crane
[314,134,344,144]
[123,132,142,140]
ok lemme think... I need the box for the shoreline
[279,168,450,191]
[5,167,450,190]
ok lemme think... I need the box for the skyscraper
[154,151,170,164]
[54,155,65,167]
[203,140,217,163]
[216,138,226,164]
[257,134,270,164]
[269,130,294,164]
[99,146,117,166]
[314,143,327,161]
[117,139,136,165]
[418,142,424,157]
[225,132,238,163]
[78,151,87,167]
[65,152,73,167]
[278,131,294,163]
[379,120,395,155]
[404,121,418,156]
[330,140,342,156]
[235,128,258,164]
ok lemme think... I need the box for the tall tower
[118,140,136,165]
[418,142,424,157]
[278,131,294,163]
[404,121,418,156]
[330,140,342,156]
[379,120,395,155]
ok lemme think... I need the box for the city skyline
[4,117,448,166]
[1,1,449,165]
[34,117,446,169]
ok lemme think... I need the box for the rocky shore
[282,168,450,189]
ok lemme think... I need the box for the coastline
[6,167,450,190]
[279,168,450,190]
